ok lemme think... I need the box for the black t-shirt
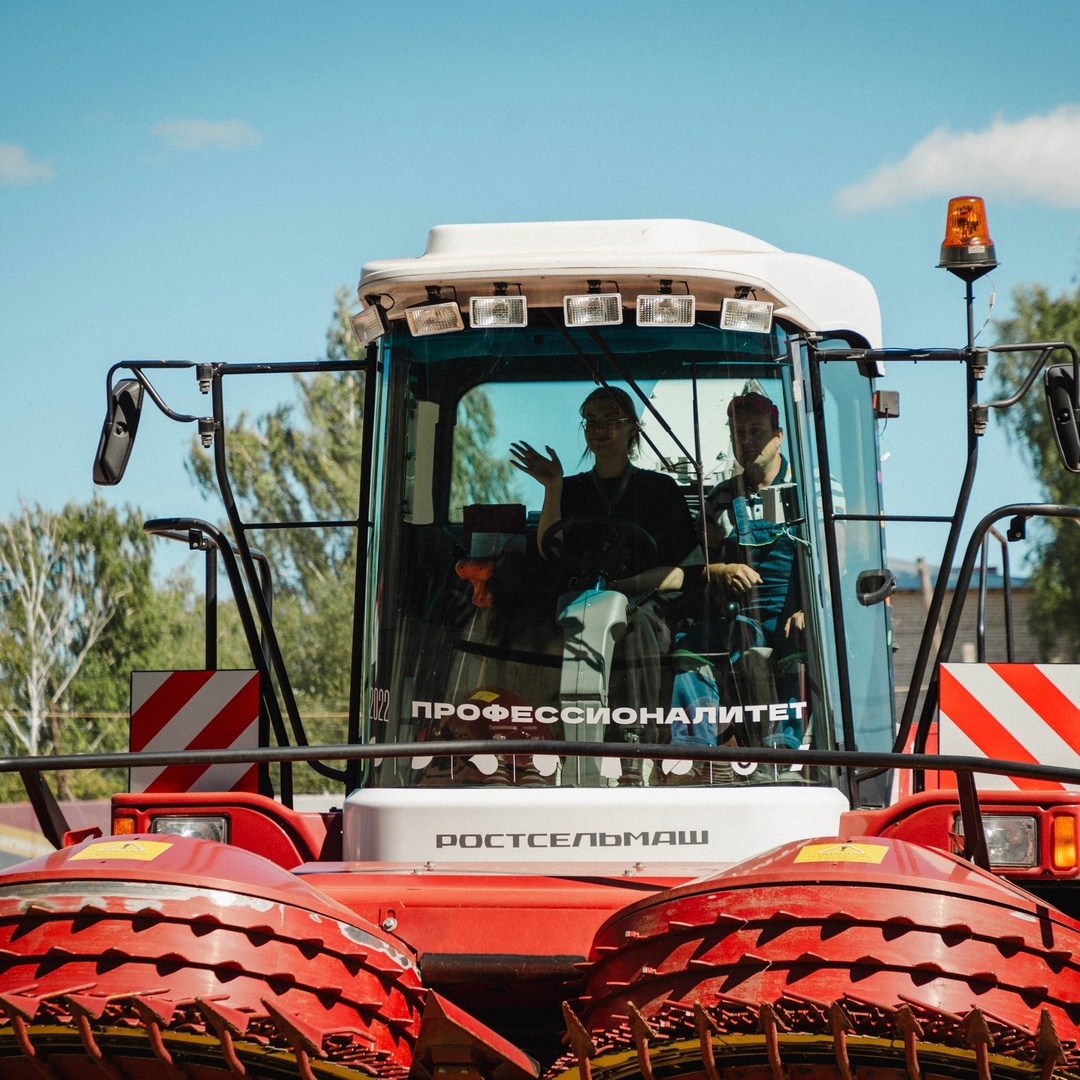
[559,466,698,576]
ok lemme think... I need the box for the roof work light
[564,291,623,327]
[470,292,528,328]
[636,289,695,327]
[720,297,774,334]
[349,302,388,348]
[406,287,465,337]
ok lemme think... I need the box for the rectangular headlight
[564,293,623,327]
[954,813,1037,868]
[405,301,464,337]
[637,294,696,326]
[150,814,229,843]
[470,295,527,328]
[349,304,387,347]
[721,297,774,333]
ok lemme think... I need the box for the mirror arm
[984,341,1077,411]
[105,360,202,424]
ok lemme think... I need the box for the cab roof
[359,219,882,347]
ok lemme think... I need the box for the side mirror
[1045,364,1080,472]
[856,568,896,607]
[92,378,144,485]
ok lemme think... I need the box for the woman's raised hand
[510,442,563,488]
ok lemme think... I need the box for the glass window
[364,318,843,790]
[814,351,895,764]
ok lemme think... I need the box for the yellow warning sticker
[69,840,172,862]
[794,842,888,864]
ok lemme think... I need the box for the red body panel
[110,789,342,866]
[299,865,690,965]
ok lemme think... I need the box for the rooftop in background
[889,558,1028,592]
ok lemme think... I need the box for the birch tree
[0,498,154,758]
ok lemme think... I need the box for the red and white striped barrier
[129,670,260,793]
[939,663,1080,791]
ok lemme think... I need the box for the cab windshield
[364,316,852,789]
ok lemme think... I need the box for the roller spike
[0,991,41,1023]
[38,982,96,1002]
[262,995,327,1080]
[911,962,945,983]
[668,918,706,930]
[365,949,409,974]
[133,1008,184,1080]
[711,914,746,931]
[126,994,178,1028]
[1045,949,1072,971]
[882,915,918,939]
[782,990,832,1009]
[562,1001,596,1080]
[758,1002,786,1080]
[693,1002,722,1080]
[1037,1009,1067,1080]
[197,997,249,1076]
[960,1008,994,1080]
[900,994,962,1022]
[829,1003,855,1080]
[74,1011,124,1080]
[61,992,109,1020]
[895,1004,924,1080]
[626,1002,657,1080]
[9,1013,61,1080]
[939,923,974,946]
[196,997,251,1035]
[42,944,76,959]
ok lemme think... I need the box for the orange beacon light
[938,196,998,280]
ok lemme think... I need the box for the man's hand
[783,609,805,647]
[706,561,762,596]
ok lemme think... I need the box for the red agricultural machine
[4,200,1080,1080]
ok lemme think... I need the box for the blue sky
[3,0,1080,573]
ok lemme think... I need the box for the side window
[817,358,895,753]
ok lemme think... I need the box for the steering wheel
[539,515,658,585]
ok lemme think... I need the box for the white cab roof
[359,219,881,346]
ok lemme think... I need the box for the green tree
[186,290,516,716]
[992,277,1080,659]
[0,498,158,797]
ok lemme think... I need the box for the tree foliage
[0,498,158,796]
[186,290,516,713]
[992,277,1080,659]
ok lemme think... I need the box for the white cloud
[0,142,55,185]
[836,105,1080,213]
[152,119,262,151]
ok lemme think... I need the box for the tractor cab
[340,219,895,863]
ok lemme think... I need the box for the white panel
[343,786,848,869]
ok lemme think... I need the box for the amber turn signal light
[1051,814,1077,871]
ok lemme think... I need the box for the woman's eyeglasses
[581,416,633,431]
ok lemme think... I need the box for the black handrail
[11,739,1080,787]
